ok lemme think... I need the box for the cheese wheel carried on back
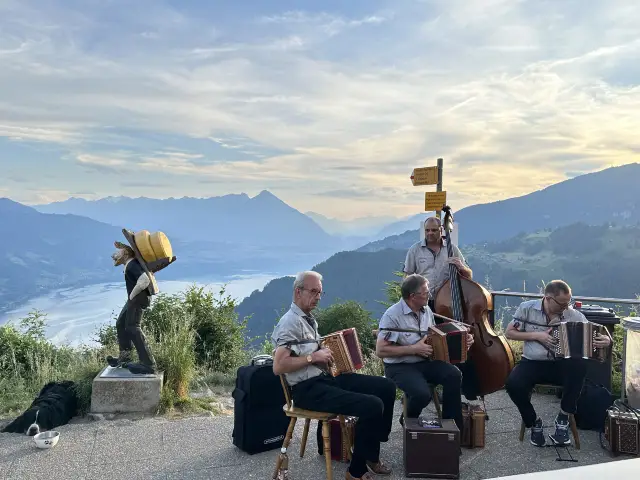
[149,231,172,260]
[134,230,156,263]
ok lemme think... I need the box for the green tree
[315,300,378,357]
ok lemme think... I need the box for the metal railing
[490,290,640,306]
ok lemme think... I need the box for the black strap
[378,327,429,336]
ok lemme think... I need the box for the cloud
[1,1,640,217]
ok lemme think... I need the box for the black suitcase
[575,303,621,391]
[403,417,460,478]
[232,355,289,454]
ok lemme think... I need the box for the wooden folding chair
[517,384,580,449]
[273,375,349,480]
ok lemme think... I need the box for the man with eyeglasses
[403,216,472,310]
[272,271,396,480]
[376,274,474,434]
[504,279,611,447]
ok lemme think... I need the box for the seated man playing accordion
[505,280,611,447]
[375,274,474,433]
[271,271,396,480]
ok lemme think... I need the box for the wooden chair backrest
[279,374,293,408]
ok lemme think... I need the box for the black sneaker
[530,418,545,447]
[549,413,571,446]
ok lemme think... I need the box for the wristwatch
[306,354,313,363]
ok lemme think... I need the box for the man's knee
[441,364,462,387]
[360,395,385,420]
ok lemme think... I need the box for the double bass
[434,205,515,398]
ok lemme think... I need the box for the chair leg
[569,415,580,450]
[322,420,333,480]
[519,420,526,442]
[273,417,297,479]
[300,418,311,458]
[431,385,443,420]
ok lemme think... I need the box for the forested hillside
[237,222,640,341]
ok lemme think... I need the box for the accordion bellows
[426,322,469,364]
[321,328,364,377]
[552,320,607,361]
[134,230,173,264]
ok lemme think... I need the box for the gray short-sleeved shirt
[403,240,466,296]
[271,303,324,386]
[510,299,588,361]
[377,298,435,364]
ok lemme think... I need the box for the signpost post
[410,157,445,218]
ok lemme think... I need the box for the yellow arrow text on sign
[425,191,447,211]
[410,166,439,186]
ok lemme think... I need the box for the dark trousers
[384,360,463,432]
[116,296,155,367]
[505,357,588,428]
[291,373,396,478]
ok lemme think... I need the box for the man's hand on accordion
[413,337,433,358]
[594,333,611,348]
[535,328,557,349]
[466,333,474,351]
[312,348,334,367]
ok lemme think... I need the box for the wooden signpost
[410,158,445,219]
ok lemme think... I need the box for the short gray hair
[292,271,323,295]
[401,274,428,300]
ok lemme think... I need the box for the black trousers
[291,373,396,478]
[505,357,588,428]
[116,295,155,367]
[384,360,463,432]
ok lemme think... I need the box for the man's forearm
[274,354,312,375]
[376,343,416,359]
[505,330,539,342]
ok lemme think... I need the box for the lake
[0,273,277,347]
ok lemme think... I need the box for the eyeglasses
[547,295,573,310]
[300,288,324,298]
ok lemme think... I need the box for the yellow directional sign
[425,191,447,211]
[410,166,439,186]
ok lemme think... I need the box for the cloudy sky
[1,0,639,219]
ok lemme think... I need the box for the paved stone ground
[0,390,633,479]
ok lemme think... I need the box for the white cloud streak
[1,0,639,217]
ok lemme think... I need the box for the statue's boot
[106,351,132,368]
[125,362,156,375]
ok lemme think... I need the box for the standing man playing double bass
[403,216,472,311]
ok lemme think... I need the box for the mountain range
[2,162,639,321]
[237,221,640,341]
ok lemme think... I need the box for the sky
[1,0,639,220]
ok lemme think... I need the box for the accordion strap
[378,327,430,336]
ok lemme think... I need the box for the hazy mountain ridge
[237,222,640,341]
[0,198,124,312]
[359,163,640,252]
[35,190,335,248]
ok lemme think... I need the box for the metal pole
[436,157,443,220]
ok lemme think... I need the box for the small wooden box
[403,418,460,478]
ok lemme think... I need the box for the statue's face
[112,248,128,267]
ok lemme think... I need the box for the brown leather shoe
[366,460,392,475]
[345,472,374,480]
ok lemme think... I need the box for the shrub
[315,300,378,357]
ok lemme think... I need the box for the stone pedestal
[90,366,164,414]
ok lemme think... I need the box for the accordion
[551,320,609,361]
[321,328,365,377]
[426,321,470,364]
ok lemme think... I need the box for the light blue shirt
[377,298,435,364]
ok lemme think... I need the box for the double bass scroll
[434,205,515,397]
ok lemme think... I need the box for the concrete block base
[90,366,164,414]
